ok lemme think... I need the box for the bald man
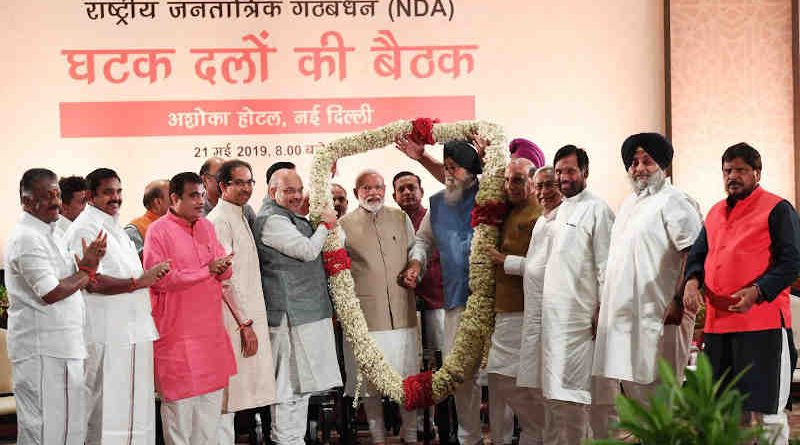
[331,183,349,218]
[124,179,170,256]
[254,169,343,445]
[487,158,544,444]
[200,157,225,214]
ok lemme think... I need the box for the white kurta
[504,207,560,389]
[259,214,342,401]
[208,199,275,412]
[5,212,88,445]
[56,214,73,236]
[541,189,614,404]
[343,327,419,396]
[65,205,159,346]
[5,213,86,362]
[65,204,160,445]
[592,182,702,384]
[208,199,277,412]
[270,315,342,401]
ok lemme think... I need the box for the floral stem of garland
[309,119,507,408]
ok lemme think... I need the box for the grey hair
[531,165,555,179]
[268,168,303,190]
[354,169,384,188]
[508,157,534,172]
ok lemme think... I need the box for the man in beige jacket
[207,160,276,444]
[340,170,420,445]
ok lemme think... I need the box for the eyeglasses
[533,181,557,191]
[228,179,256,187]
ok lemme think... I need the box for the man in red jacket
[684,143,800,445]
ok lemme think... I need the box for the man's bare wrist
[752,284,764,303]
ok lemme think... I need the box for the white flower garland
[309,120,507,404]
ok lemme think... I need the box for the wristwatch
[238,319,254,330]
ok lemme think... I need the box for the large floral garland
[309,118,507,409]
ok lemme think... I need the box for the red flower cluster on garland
[471,201,509,228]
[322,248,351,277]
[407,117,440,145]
[403,370,434,410]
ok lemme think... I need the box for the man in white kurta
[542,146,614,443]
[207,160,276,445]
[494,166,563,445]
[254,169,343,445]
[6,168,106,445]
[65,168,170,445]
[593,133,702,404]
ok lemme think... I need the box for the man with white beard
[593,133,702,407]
[340,170,420,445]
[400,140,484,445]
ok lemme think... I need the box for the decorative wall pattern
[671,0,795,212]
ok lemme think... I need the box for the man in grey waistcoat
[253,168,342,445]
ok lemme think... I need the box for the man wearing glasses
[498,166,564,443]
[200,156,257,228]
[486,157,544,445]
[207,160,276,444]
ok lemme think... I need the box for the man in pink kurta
[143,172,237,445]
